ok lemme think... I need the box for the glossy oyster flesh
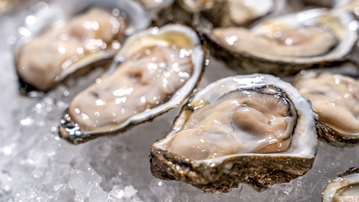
[150,74,317,193]
[59,24,206,144]
[214,26,338,57]
[203,8,358,76]
[135,0,174,25]
[178,0,285,27]
[294,66,359,145]
[138,0,174,11]
[335,0,359,18]
[323,167,359,202]
[202,0,286,27]
[15,0,150,93]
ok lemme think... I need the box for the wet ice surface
[1,2,359,202]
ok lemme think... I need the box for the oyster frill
[323,167,359,202]
[15,0,150,93]
[150,74,317,193]
[294,69,359,145]
[202,8,358,76]
[59,24,206,144]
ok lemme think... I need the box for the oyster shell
[294,64,359,145]
[15,0,150,93]
[150,74,317,193]
[202,8,358,76]
[323,167,359,202]
[59,24,207,144]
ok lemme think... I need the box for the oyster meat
[214,26,338,57]
[59,24,206,144]
[150,74,317,192]
[17,8,125,91]
[203,8,358,76]
[323,167,359,202]
[335,0,359,16]
[136,0,174,24]
[178,0,285,27]
[138,0,174,10]
[294,68,359,145]
[15,0,150,93]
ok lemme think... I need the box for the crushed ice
[0,1,359,202]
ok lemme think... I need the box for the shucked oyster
[138,0,174,11]
[178,0,285,27]
[214,27,338,57]
[335,0,359,18]
[203,8,358,76]
[59,24,206,144]
[150,74,317,193]
[294,66,359,145]
[135,0,174,25]
[323,167,359,202]
[15,0,149,93]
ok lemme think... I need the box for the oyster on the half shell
[59,24,206,144]
[323,167,359,202]
[202,8,358,76]
[294,64,359,145]
[136,0,174,25]
[138,0,174,11]
[150,74,317,193]
[335,0,359,18]
[178,0,285,27]
[15,0,150,93]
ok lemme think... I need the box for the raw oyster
[323,167,359,202]
[202,8,358,76]
[138,0,174,11]
[178,0,285,27]
[15,0,150,93]
[136,0,174,25]
[335,0,359,17]
[294,64,359,145]
[59,24,206,144]
[150,74,317,193]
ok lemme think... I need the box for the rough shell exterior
[150,135,314,193]
[316,122,359,146]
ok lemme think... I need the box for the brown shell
[150,147,314,193]
[316,121,359,146]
